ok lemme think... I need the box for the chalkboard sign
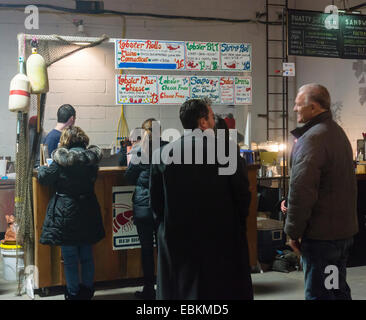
[288,9,366,60]
[340,14,366,59]
[288,9,341,58]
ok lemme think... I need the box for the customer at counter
[150,98,253,300]
[43,104,76,157]
[38,126,105,300]
[284,84,358,300]
[124,119,167,300]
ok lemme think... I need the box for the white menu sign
[220,43,252,71]
[235,76,252,104]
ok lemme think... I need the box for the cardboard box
[257,217,286,263]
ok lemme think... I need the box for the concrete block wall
[0,0,300,159]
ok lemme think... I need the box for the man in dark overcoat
[150,98,253,300]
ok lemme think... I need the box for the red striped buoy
[9,73,31,113]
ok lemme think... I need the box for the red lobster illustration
[187,61,198,68]
[113,204,134,233]
[167,45,180,50]
[225,62,236,69]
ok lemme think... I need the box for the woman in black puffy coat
[125,118,167,300]
[38,126,105,300]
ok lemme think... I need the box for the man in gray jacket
[284,83,358,300]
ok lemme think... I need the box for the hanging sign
[112,186,140,250]
[185,41,220,71]
[235,76,252,105]
[157,75,190,104]
[116,74,158,105]
[116,75,252,105]
[283,62,295,76]
[220,43,252,71]
[287,9,366,60]
[219,76,235,104]
[190,76,220,104]
[115,39,185,70]
[114,39,252,71]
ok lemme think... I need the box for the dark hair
[214,114,230,139]
[57,104,76,123]
[214,114,229,131]
[59,126,89,149]
[179,98,211,130]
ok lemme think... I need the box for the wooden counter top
[357,174,366,181]
[32,163,260,289]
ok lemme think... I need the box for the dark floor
[0,253,365,300]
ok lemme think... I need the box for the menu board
[115,39,252,71]
[157,75,190,104]
[219,77,235,104]
[235,77,252,105]
[288,9,366,60]
[288,9,340,58]
[340,14,366,59]
[220,43,251,71]
[116,75,252,105]
[190,76,220,103]
[185,41,220,71]
[116,75,158,105]
[115,39,185,70]
[114,38,253,105]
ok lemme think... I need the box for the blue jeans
[301,238,353,300]
[61,245,95,296]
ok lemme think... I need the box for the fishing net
[14,33,110,295]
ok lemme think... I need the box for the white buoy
[8,72,31,113]
[26,47,49,94]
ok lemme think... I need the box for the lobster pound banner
[112,186,140,250]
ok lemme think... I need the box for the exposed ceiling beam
[350,2,366,10]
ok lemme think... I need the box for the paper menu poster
[115,39,185,70]
[220,43,252,71]
[234,76,252,104]
[219,77,234,104]
[157,75,190,104]
[116,74,158,105]
[185,41,220,71]
[190,76,220,104]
